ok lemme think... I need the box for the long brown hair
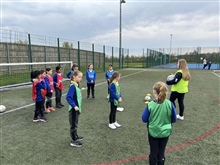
[88,63,93,69]
[178,59,190,81]
[109,71,120,84]
[153,81,168,103]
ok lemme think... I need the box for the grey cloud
[1,1,219,48]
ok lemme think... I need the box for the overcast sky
[1,0,219,50]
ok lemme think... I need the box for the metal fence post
[112,47,114,65]
[122,48,124,68]
[127,49,129,68]
[86,51,88,67]
[44,46,47,68]
[119,47,121,69]
[92,43,95,67]
[103,45,106,71]
[142,48,144,68]
[28,34,33,71]
[57,38,60,64]
[6,43,11,74]
[78,41,81,70]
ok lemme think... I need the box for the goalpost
[0,61,73,91]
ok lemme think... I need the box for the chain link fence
[0,29,219,74]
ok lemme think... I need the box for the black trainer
[33,117,40,122]
[56,104,62,108]
[40,117,48,122]
[76,135,84,141]
[70,141,83,147]
[59,103,64,107]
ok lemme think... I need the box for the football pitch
[0,68,219,165]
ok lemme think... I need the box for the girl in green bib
[108,71,122,129]
[66,71,83,147]
[142,82,177,165]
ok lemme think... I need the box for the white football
[0,105,6,113]
[167,75,175,81]
[145,96,151,101]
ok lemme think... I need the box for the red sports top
[46,75,54,92]
[56,73,64,90]
[32,82,38,100]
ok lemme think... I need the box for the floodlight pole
[119,0,126,69]
[169,34,173,63]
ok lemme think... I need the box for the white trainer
[107,94,109,99]
[177,114,184,120]
[113,122,121,127]
[117,107,124,112]
[108,123,116,129]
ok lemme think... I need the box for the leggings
[87,83,95,96]
[109,102,117,124]
[169,91,185,116]
[148,134,169,165]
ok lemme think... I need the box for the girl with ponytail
[142,81,177,165]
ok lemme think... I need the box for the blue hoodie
[66,83,78,108]
[35,81,46,102]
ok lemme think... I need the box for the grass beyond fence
[0,69,219,165]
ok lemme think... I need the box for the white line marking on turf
[212,72,220,78]
[0,70,146,115]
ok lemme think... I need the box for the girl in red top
[53,66,64,108]
[45,68,55,112]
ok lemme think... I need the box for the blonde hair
[178,59,191,81]
[153,81,168,103]
[70,70,82,81]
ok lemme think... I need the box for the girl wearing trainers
[108,71,122,129]
[66,70,84,147]
[105,64,115,99]
[86,64,96,99]
[142,81,177,165]
[166,59,191,120]
[31,70,47,122]
[45,68,55,112]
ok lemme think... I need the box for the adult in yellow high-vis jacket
[166,59,191,120]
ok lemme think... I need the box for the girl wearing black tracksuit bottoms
[142,82,176,165]
[66,70,84,148]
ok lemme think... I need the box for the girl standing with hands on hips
[66,71,84,147]
[166,59,190,120]
[142,81,176,165]
[108,71,122,129]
